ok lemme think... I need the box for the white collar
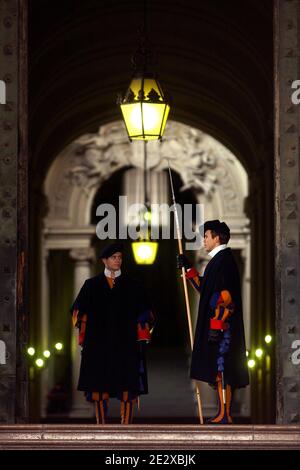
[208,244,228,258]
[104,268,121,278]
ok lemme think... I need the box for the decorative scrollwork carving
[65,122,236,199]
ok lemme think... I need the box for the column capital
[69,247,95,263]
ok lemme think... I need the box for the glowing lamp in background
[144,209,152,222]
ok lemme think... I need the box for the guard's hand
[176,254,192,270]
[208,329,223,343]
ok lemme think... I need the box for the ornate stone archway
[41,120,250,419]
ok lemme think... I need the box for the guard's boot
[225,383,233,424]
[120,399,135,424]
[207,374,233,424]
[93,392,109,424]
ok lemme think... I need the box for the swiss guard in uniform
[178,220,249,423]
[71,243,154,424]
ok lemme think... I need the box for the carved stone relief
[44,121,247,228]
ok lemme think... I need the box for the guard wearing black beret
[71,243,154,424]
[177,220,249,423]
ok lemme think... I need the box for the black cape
[71,273,151,396]
[190,248,249,388]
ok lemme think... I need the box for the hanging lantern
[132,240,158,265]
[119,75,170,141]
[118,5,171,142]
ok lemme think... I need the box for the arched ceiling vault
[29,0,273,182]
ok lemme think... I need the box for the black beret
[202,219,230,236]
[100,243,124,259]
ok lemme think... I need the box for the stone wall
[275,0,300,424]
[0,0,28,423]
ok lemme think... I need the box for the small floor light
[255,348,264,358]
[27,347,35,356]
[248,359,256,369]
[265,334,272,344]
[35,358,44,368]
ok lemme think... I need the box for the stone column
[69,247,95,417]
[41,249,50,351]
[238,239,251,417]
[241,236,251,352]
[40,247,50,417]
[275,0,300,423]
